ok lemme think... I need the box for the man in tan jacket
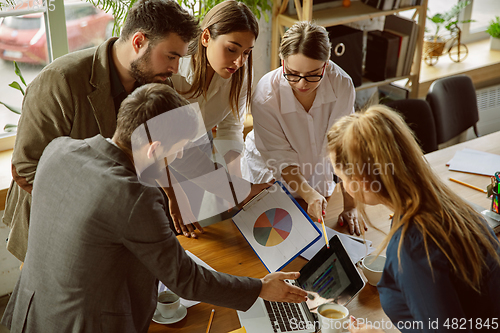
[2,0,199,261]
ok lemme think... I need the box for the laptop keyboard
[263,300,309,332]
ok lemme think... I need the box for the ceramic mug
[359,254,386,286]
[157,290,180,319]
[317,303,349,333]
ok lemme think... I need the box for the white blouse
[171,56,248,152]
[243,60,355,197]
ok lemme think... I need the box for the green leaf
[9,81,25,95]
[4,124,18,132]
[0,101,22,115]
[13,61,27,87]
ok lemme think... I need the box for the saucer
[152,304,187,324]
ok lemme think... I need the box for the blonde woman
[243,21,361,234]
[170,0,264,237]
[327,105,500,333]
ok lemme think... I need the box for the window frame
[0,0,69,147]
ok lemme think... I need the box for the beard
[129,46,173,85]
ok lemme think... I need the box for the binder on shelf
[385,29,409,77]
[287,0,342,15]
[362,0,395,10]
[365,30,399,82]
[326,25,363,87]
[384,14,419,76]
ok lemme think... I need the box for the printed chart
[253,208,292,247]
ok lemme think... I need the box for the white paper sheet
[158,250,216,308]
[448,149,500,176]
[300,222,375,264]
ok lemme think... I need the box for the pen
[449,178,487,194]
[319,217,329,249]
[206,309,215,333]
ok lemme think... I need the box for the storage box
[326,25,364,87]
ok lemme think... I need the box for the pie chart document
[232,181,321,272]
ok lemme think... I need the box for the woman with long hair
[327,105,500,332]
[243,21,361,234]
[170,0,261,237]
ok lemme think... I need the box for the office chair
[425,75,479,145]
[386,99,438,154]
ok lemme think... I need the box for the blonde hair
[279,21,331,62]
[327,105,500,292]
[182,0,258,119]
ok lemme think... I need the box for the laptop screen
[297,234,365,310]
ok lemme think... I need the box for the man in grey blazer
[3,0,200,262]
[1,84,307,333]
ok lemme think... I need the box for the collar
[107,39,127,99]
[85,135,135,174]
[279,61,337,114]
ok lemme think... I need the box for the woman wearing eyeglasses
[243,21,362,234]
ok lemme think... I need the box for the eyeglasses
[282,61,326,83]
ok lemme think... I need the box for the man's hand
[259,272,308,303]
[168,197,204,238]
[12,164,32,194]
[304,190,327,221]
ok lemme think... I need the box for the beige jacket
[3,38,119,261]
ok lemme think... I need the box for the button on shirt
[245,60,355,197]
[171,56,247,154]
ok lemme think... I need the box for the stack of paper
[300,223,375,263]
[447,149,500,176]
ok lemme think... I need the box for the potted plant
[424,0,473,57]
[486,16,500,51]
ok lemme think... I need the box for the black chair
[386,99,438,154]
[425,74,479,145]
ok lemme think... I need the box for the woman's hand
[304,190,327,221]
[339,207,363,236]
[348,316,385,333]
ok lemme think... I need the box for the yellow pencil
[206,309,215,333]
[319,217,329,249]
[449,178,487,193]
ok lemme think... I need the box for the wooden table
[148,132,500,333]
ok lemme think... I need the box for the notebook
[237,235,366,333]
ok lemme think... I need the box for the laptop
[237,235,366,333]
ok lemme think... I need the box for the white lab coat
[242,60,355,197]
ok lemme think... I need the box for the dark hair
[183,0,258,118]
[115,83,197,152]
[120,0,199,45]
[279,21,331,62]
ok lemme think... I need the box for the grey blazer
[1,135,261,333]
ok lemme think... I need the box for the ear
[147,141,161,159]
[131,31,147,54]
[201,28,211,47]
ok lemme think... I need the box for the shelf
[277,2,419,28]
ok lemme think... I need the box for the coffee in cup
[317,303,348,333]
[157,290,180,319]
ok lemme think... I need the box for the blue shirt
[378,221,500,332]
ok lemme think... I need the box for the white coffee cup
[359,254,386,286]
[317,303,349,333]
[157,290,180,319]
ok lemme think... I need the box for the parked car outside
[0,1,113,64]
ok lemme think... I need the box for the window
[0,0,112,144]
[426,0,500,43]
